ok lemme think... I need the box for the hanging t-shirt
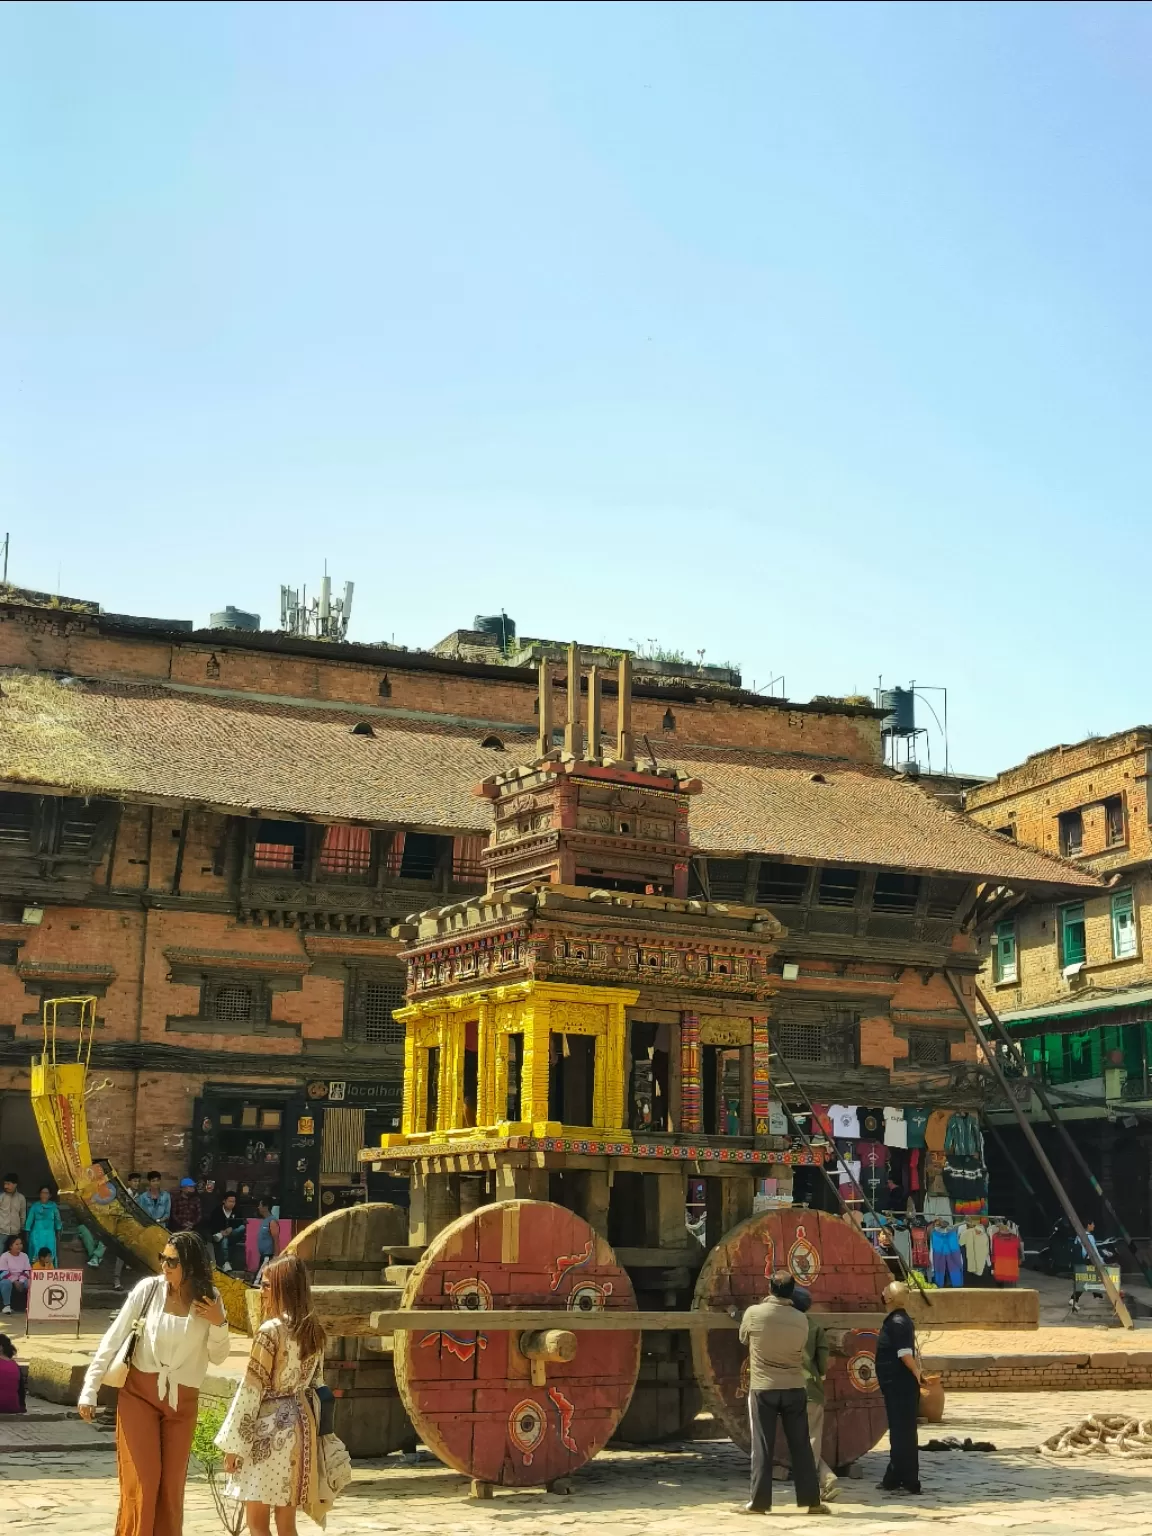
[958,1223,990,1275]
[904,1107,930,1149]
[767,1100,789,1136]
[883,1107,908,1149]
[925,1109,953,1152]
[827,1104,861,1139]
[991,1230,1021,1284]
[892,1226,913,1265]
[837,1159,862,1191]
[808,1103,834,1140]
[857,1141,888,1203]
[858,1106,885,1140]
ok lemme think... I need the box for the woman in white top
[79,1230,230,1536]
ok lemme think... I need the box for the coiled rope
[1039,1415,1152,1459]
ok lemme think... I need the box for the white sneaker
[223,1262,233,1273]
[2,1306,11,1314]
[88,1256,101,1267]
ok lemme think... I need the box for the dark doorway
[425,1046,440,1131]
[608,1171,646,1248]
[0,1093,53,1194]
[505,1033,524,1121]
[463,1022,478,1128]
[628,1021,670,1133]
[548,1033,596,1126]
[702,1046,742,1135]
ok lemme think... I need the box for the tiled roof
[0,677,1100,890]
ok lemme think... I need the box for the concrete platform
[905,1287,1039,1329]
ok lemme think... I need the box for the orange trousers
[115,1366,199,1536]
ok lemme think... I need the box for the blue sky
[3,1,1151,775]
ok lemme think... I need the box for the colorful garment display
[958,1221,990,1276]
[925,1110,952,1153]
[858,1107,885,1140]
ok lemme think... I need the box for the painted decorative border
[362,1135,823,1166]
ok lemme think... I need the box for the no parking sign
[27,1269,83,1335]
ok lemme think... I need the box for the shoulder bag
[104,1278,163,1389]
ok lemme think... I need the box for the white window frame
[1112,889,1138,960]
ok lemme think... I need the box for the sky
[2,1,1151,777]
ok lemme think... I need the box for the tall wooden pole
[563,643,582,759]
[945,970,1133,1329]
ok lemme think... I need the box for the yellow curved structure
[30,997,250,1330]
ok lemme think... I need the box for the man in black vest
[876,1281,922,1494]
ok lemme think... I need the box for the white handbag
[104,1278,162,1389]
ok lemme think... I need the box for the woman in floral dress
[216,1253,348,1533]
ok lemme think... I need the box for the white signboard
[28,1269,83,1327]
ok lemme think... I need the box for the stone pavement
[4,1389,1152,1535]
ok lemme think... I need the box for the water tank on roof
[210,606,261,632]
[881,686,916,735]
[473,613,516,651]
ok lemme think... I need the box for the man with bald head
[875,1281,922,1494]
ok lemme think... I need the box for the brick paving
[4,1390,1152,1535]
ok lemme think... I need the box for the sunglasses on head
[159,1254,181,1269]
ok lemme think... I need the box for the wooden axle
[371,1308,885,1333]
[520,1328,578,1386]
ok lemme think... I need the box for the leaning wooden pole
[975,981,1152,1292]
[945,970,1133,1329]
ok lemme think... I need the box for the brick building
[0,591,1094,1224]
[966,729,1152,1245]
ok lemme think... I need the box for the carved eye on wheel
[447,1278,492,1311]
[568,1280,613,1312]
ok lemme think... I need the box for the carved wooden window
[0,794,35,849]
[907,1028,949,1067]
[776,1015,859,1067]
[817,868,860,908]
[707,859,747,902]
[757,862,809,905]
[873,873,921,914]
[345,968,406,1045]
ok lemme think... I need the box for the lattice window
[907,1028,949,1066]
[203,982,259,1023]
[363,980,405,1044]
[777,1021,824,1062]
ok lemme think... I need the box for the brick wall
[0,604,884,765]
[932,1351,1152,1392]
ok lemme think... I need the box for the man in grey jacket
[0,1175,26,1244]
[739,1271,827,1515]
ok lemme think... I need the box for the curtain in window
[253,842,298,871]
[383,831,406,875]
[452,835,486,882]
[319,824,372,876]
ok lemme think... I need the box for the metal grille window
[776,1021,824,1062]
[907,1028,949,1066]
[364,980,405,1044]
[203,982,257,1022]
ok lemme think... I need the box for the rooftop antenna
[279,564,356,641]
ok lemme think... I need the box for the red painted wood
[395,1200,641,1486]
[691,1210,890,1465]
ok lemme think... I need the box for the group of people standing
[83,1234,349,1536]
[127,1170,280,1279]
[739,1274,924,1514]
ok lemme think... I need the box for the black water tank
[473,613,516,650]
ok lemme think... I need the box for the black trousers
[748,1386,821,1511]
[879,1375,921,1491]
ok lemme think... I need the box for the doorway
[548,1033,596,1126]
[0,1093,52,1194]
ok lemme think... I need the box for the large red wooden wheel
[691,1209,889,1467]
[394,1200,641,1486]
